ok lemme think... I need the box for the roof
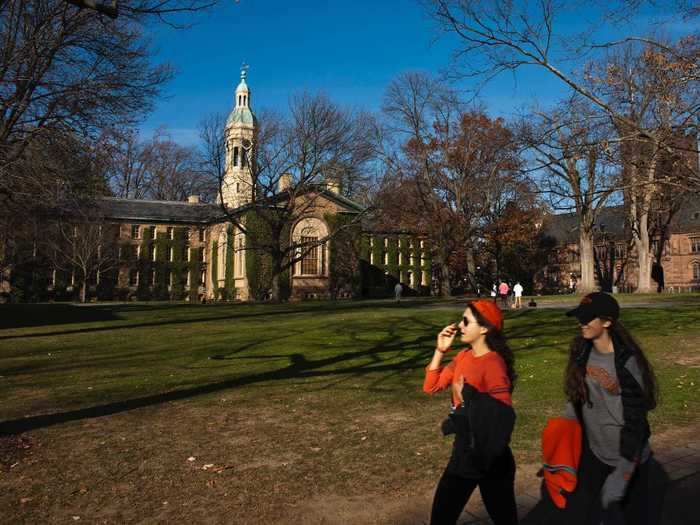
[98,197,226,225]
[541,205,626,244]
[542,198,700,244]
[98,187,365,226]
[226,107,256,127]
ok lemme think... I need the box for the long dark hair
[565,319,658,409]
[467,303,517,392]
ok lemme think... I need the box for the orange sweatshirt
[423,349,512,406]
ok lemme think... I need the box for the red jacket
[541,417,582,509]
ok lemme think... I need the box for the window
[199,228,205,243]
[235,236,244,277]
[187,248,192,262]
[301,236,319,275]
[398,252,403,266]
[197,248,204,263]
[233,147,239,167]
[149,244,156,262]
[148,225,156,239]
[186,271,191,288]
[408,271,414,287]
[136,245,142,259]
[167,246,173,262]
[694,263,700,281]
[410,252,415,266]
[129,269,139,287]
[615,244,626,259]
[369,237,374,265]
[167,227,174,240]
[691,238,700,254]
[383,250,389,265]
[150,269,156,286]
[168,271,173,289]
[131,225,140,239]
[200,270,206,286]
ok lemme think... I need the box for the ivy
[324,213,362,298]
[244,211,273,301]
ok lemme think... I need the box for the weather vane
[241,63,249,80]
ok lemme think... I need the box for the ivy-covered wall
[359,233,431,298]
[324,212,362,298]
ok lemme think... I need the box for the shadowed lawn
[1,297,698,523]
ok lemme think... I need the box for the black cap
[565,292,620,325]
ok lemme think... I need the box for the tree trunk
[579,230,596,294]
[631,161,656,294]
[439,258,451,297]
[634,227,653,293]
[270,258,283,302]
[80,282,87,303]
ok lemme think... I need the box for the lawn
[1,297,699,524]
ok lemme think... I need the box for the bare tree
[520,98,618,293]
[379,72,463,296]
[379,72,524,295]
[44,204,119,303]
[199,93,377,301]
[428,0,699,292]
[0,0,217,291]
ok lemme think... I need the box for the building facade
[537,203,700,293]
[0,68,431,303]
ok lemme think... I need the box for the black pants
[549,444,668,525]
[431,447,518,525]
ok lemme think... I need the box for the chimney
[278,173,292,193]
[187,195,200,204]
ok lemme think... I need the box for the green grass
[0,297,698,523]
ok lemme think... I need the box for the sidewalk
[456,438,700,525]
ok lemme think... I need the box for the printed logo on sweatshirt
[586,365,620,395]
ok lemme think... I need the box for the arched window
[292,218,329,276]
[693,262,700,281]
[233,147,239,167]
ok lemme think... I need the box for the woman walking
[558,292,666,524]
[423,300,518,525]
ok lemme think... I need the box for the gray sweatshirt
[565,348,650,467]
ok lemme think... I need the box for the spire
[235,63,250,109]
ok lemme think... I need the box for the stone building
[537,201,700,293]
[0,68,431,303]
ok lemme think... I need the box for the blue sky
[139,0,692,145]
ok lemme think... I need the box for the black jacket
[573,335,651,462]
[442,383,516,478]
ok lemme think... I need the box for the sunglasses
[456,316,471,327]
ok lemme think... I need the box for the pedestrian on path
[423,300,518,525]
[513,282,524,309]
[394,282,403,302]
[498,281,510,308]
[547,292,667,525]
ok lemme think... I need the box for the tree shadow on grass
[0,320,435,435]
[0,304,122,330]
[0,298,447,340]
